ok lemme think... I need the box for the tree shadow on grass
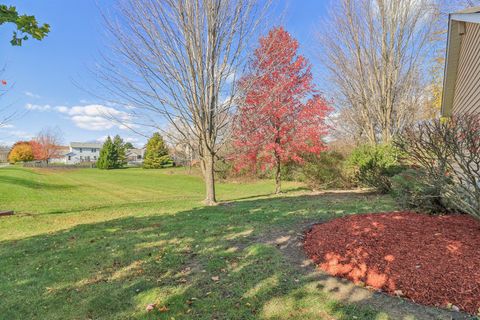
[0,193,467,320]
[0,175,76,190]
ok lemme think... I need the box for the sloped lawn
[0,167,456,319]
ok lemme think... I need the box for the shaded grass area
[0,167,398,319]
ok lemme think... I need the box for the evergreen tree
[124,142,134,149]
[97,136,117,169]
[113,135,127,168]
[143,132,171,169]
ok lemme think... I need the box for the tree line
[3,0,480,205]
[97,132,172,170]
[93,0,479,204]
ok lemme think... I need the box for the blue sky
[0,0,329,147]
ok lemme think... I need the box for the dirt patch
[304,212,480,315]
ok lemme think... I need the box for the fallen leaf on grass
[211,276,220,282]
[158,305,169,312]
[146,304,156,312]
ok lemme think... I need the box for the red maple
[232,27,331,193]
[1,80,6,86]
[30,128,63,163]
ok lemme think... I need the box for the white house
[126,148,145,165]
[62,142,103,165]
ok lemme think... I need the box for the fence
[23,161,96,169]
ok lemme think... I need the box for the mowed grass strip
[0,167,396,319]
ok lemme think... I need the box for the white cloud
[0,129,34,146]
[9,130,34,140]
[124,137,139,143]
[24,91,41,99]
[96,135,109,143]
[0,124,14,129]
[55,104,133,131]
[25,103,51,111]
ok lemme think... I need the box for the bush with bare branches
[395,115,480,218]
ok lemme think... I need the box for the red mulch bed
[303,212,480,314]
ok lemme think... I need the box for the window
[80,156,83,161]
[137,155,142,160]
[68,156,71,161]
[93,156,97,160]
[79,148,83,153]
[92,148,96,152]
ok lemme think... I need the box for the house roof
[453,6,480,15]
[126,148,145,156]
[442,7,480,116]
[70,142,103,149]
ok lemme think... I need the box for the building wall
[66,147,100,164]
[452,22,480,115]
[0,150,9,163]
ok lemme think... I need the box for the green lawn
[0,166,400,319]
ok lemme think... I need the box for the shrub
[97,136,118,169]
[143,133,170,169]
[390,168,452,214]
[300,151,352,189]
[158,155,174,167]
[346,144,404,193]
[395,115,480,218]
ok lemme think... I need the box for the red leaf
[231,27,332,175]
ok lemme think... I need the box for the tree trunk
[203,152,217,206]
[275,158,281,194]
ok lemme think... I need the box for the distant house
[0,146,10,163]
[49,146,70,163]
[126,148,145,165]
[442,7,480,117]
[61,142,103,165]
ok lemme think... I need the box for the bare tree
[31,127,64,164]
[0,73,15,130]
[94,0,270,205]
[319,0,437,144]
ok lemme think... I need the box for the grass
[0,166,399,319]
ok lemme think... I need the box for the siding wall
[0,151,8,163]
[452,22,480,115]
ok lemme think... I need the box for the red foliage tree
[30,128,63,163]
[232,27,331,193]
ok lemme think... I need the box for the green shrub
[346,144,404,193]
[143,133,170,169]
[97,136,118,170]
[214,158,234,180]
[390,168,452,213]
[300,151,352,189]
[158,155,174,167]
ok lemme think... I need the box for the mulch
[303,212,480,314]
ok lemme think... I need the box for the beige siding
[452,22,480,115]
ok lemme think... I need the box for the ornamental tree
[232,27,331,193]
[113,135,127,168]
[31,128,63,163]
[97,136,118,169]
[143,132,171,169]
[8,141,34,163]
